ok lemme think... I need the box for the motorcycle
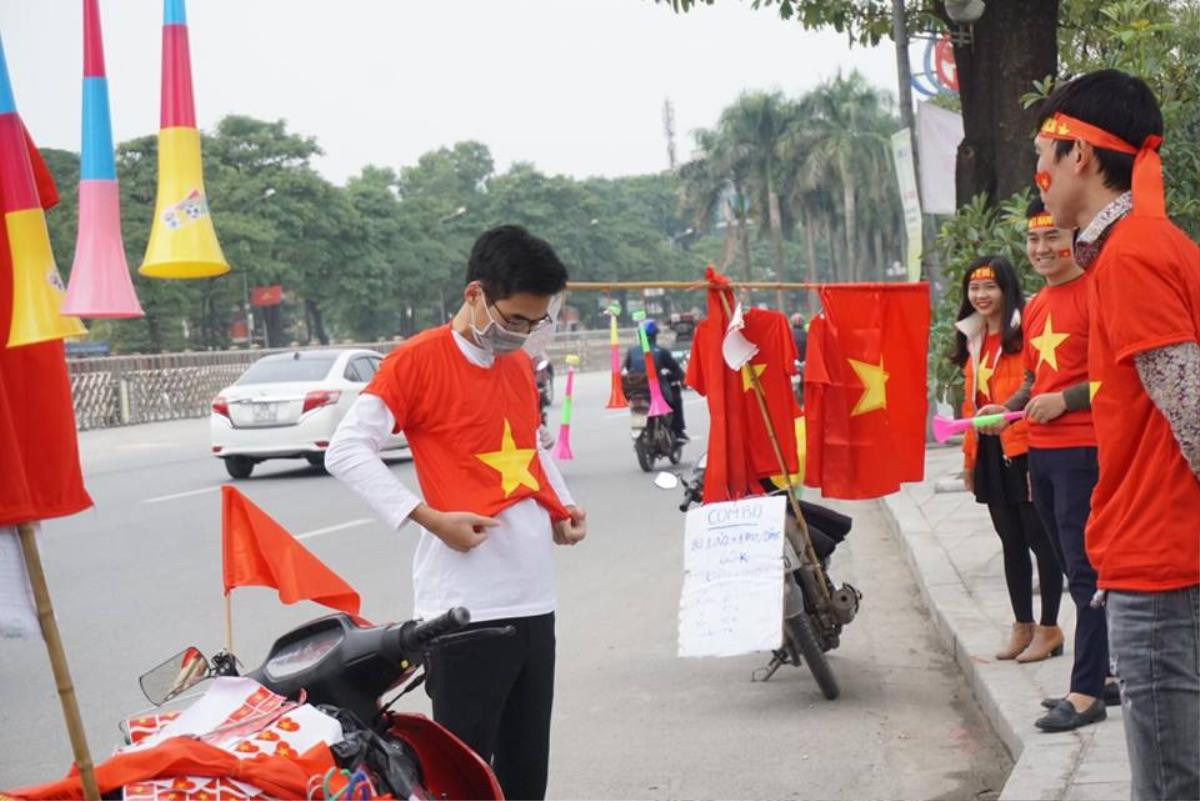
[64,608,507,799]
[622,370,682,472]
[661,457,861,700]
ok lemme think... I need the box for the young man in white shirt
[327,225,586,800]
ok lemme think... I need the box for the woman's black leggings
[986,500,1064,626]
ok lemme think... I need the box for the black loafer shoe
[1036,698,1107,732]
[1041,684,1121,710]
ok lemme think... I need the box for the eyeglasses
[488,302,553,335]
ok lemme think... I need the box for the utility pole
[663,98,677,171]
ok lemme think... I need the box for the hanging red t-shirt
[365,326,568,522]
[1023,275,1095,449]
[1086,215,1200,591]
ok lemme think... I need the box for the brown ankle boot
[997,622,1035,660]
[1016,625,1065,663]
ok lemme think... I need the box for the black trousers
[1028,446,1107,698]
[666,384,686,437]
[426,613,555,800]
[986,499,1065,627]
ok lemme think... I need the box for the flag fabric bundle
[804,283,930,499]
[221,487,360,616]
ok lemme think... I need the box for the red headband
[1027,212,1056,230]
[1039,113,1165,218]
[969,265,997,283]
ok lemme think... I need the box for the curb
[879,485,1089,801]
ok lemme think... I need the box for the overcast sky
[2,0,900,184]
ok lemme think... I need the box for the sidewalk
[879,446,1130,801]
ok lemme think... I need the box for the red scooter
[12,609,507,800]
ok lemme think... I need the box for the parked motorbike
[125,608,507,799]
[622,370,681,472]
[661,457,861,700]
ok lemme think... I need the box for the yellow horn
[7,208,88,347]
[139,127,228,278]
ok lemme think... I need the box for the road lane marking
[143,486,220,504]
[297,518,374,540]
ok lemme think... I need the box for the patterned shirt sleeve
[1134,342,1200,479]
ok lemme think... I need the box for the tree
[660,0,1058,210]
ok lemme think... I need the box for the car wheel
[306,452,327,472]
[224,456,255,480]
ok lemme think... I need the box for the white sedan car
[210,348,407,479]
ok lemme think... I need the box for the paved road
[1,371,1010,798]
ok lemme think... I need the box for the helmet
[643,319,659,338]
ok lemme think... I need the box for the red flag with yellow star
[804,284,929,499]
[686,266,801,503]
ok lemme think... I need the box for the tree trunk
[801,211,820,315]
[873,227,885,281]
[305,298,329,345]
[767,180,786,310]
[146,314,163,353]
[949,0,1058,206]
[839,154,858,282]
[739,219,753,284]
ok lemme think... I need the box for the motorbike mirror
[654,472,680,491]
[138,646,211,706]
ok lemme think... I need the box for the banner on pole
[890,128,923,282]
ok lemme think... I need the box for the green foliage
[659,0,943,46]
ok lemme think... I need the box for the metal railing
[67,329,644,431]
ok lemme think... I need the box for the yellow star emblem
[1090,380,1101,402]
[741,363,767,392]
[1031,313,1070,372]
[475,419,540,497]
[770,416,807,489]
[976,352,997,401]
[847,357,889,417]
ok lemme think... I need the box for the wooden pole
[224,593,233,653]
[712,294,834,604]
[16,522,100,801]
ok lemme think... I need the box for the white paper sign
[678,496,786,658]
[0,525,39,640]
[721,302,759,370]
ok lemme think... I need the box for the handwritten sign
[678,496,785,658]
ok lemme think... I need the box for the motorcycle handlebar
[395,607,471,655]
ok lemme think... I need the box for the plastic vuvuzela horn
[0,34,88,346]
[62,0,144,318]
[552,355,580,460]
[139,0,228,280]
[605,305,627,409]
[931,411,1025,444]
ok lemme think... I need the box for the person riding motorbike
[623,319,689,442]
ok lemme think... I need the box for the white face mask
[471,300,531,356]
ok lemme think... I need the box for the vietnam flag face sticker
[1035,171,1052,192]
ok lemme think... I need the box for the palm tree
[677,127,754,280]
[800,72,895,282]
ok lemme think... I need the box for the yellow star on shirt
[741,363,768,392]
[1090,380,1102,402]
[847,357,889,417]
[976,353,997,401]
[1031,313,1070,372]
[475,419,540,497]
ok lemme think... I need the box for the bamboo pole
[17,522,100,801]
[567,280,823,292]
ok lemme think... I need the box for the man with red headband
[1034,70,1199,800]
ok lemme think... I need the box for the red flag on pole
[686,265,801,503]
[803,283,930,499]
[0,127,93,527]
[221,486,361,616]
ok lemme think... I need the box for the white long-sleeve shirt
[326,331,573,622]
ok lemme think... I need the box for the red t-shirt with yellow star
[1023,275,1095,449]
[1087,215,1200,591]
[365,326,569,522]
